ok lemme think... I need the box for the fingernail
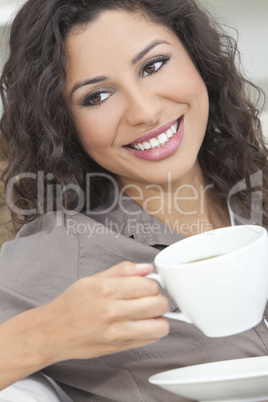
[136,263,153,269]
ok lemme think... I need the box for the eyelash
[142,55,171,77]
[81,55,171,107]
[81,91,112,107]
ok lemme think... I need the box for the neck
[116,164,230,236]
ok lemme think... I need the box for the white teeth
[143,142,151,150]
[171,124,177,134]
[158,133,168,144]
[149,138,160,148]
[130,119,180,151]
[166,129,173,138]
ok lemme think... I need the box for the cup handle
[146,273,193,324]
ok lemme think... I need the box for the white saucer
[149,356,268,402]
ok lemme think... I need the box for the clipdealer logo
[5,170,264,227]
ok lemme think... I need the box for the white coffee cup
[151,225,268,337]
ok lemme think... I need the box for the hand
[0,262,169,389]
[41,261,170,363]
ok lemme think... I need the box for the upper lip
[126,118,180,146]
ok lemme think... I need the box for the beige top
[0,192,267,402]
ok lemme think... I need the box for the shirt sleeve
[0,212,80,323]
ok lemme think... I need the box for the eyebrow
[70,39,171,97]
[131,40,170,65]
[70,76,108,98]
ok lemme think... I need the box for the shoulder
[1,212,80,260]
[0,212,95,292]
[0,211,105,262]
[0,212,90,321]
[0,212,105,313]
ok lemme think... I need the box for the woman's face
[64,10,209,185]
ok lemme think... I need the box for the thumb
[95,261,154,278]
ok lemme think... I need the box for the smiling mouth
[128,118,181,151]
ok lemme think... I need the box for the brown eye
[90,94,102,104]
[142,58,169,77]
[144,63,156,74]
[82,91,111,107]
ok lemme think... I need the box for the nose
[124,84,161,127]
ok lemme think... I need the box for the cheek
[160,62,208,110]
[178,81,207,110]
[74,112,114,151]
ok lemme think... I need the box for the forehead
[64,10,178,80]
[65,9,172,48]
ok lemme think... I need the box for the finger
[128,317,170,340]
[94,276,160,300]
[106,317,170,346]
[95,261,154,278]
[110,294,170,321]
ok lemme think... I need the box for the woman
[0,0,268,401]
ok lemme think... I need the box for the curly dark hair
[1,0,268,226]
